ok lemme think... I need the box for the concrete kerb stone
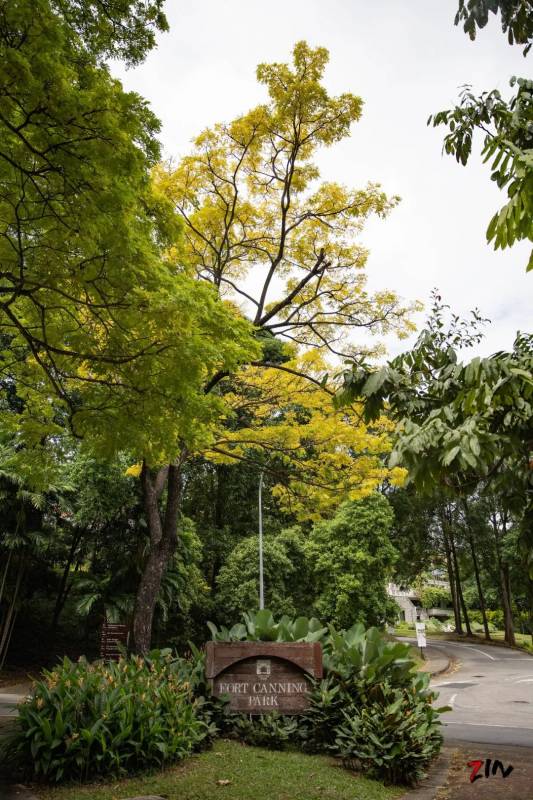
[425,656,454,679]
[419,647,452,679]
[397,744,456,800]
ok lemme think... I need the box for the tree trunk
[461,499,491,640]
[51,529,82,632]
[469,536,491,640]
[450,534,472,635]
[0,552,25,667]
[500,563,516,646]
[441,514,462,634]
[133,456,185,654]
[491,510,516,647]
[0,549,12,606]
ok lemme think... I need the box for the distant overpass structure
[387,579,452,625]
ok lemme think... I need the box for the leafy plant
[324,623,417,689]
[335,681,446,785]
[424,618,444,633]
[207,609,327,643]
[419,586,452,610]
[2,650,213,782]
[224,713,298,749]
[298,677,345,752]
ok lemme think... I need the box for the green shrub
[224,712,298,749]
[335,681,444,785]
[298,677,345,752]
[419,587,452,609]
[3,650,213,783]
[300,623,444,767]
[324,623,419,689]
[485,609,504,628]
[394,621,415,634]
[425,618,444,632]
[470,620,497,634]
[208,608,327,643]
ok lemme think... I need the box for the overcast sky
[113,0,531,360]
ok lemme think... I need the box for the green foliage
[307,495,398,628]
[336,296,533,577]
[304,624,444,783]
[387,489,438,585]
[0,0,257,471]
[419,587,452,609]
[454,0,533,54]
[0,0,166,388]
[207,608,327,643]
[394,621,415,635]
[326,626,443,784]
[49,0,169,65]
[429,78,533,270]
[470,619,497,633]
[424,618,445,632]
[224,713,298,750]
[335,682,444,785]
[323,623,418,689]
[214,527,312,622]
[7,613,443,787]
[3,650,213,782]
[485,608,505,627]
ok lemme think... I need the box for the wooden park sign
[205,641,323,714]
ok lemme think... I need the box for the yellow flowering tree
[205,351,406,522]
[125,41,420,652]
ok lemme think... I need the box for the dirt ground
[436,742,533,800]
[0,668,35,690]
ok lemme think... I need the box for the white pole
[258,471,264,610]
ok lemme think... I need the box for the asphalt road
[422,638,533,747]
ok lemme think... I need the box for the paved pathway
[0,682,30,738]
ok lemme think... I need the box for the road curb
[426,658,451,678]
[397,744,455,800]
[420,645,452,679]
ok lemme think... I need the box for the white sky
[113,0,532,360]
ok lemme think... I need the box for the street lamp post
[258,471,264,610]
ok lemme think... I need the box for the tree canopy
[160,40,417,361]
[455,0,533,54]
[336,295,533,578]
[429,78,533,271]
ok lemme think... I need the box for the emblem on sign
[256,659,271,676]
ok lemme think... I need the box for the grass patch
[36,739,403,800]
[490,631,533,652]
